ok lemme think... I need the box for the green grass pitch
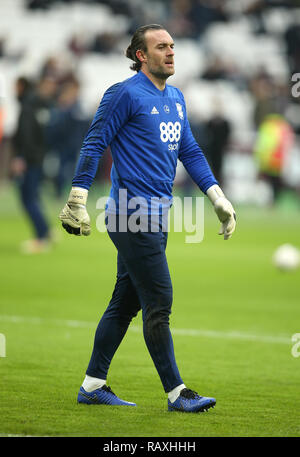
[0,184,300,437]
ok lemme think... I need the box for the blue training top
[72,70,218,214]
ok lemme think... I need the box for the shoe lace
[180,388,199,399]
[101,385,116,396]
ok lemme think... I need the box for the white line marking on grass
[0,434,48,437]
[0,314,291,345]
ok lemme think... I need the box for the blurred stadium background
[0,0,300,438]
[1,0,300,204]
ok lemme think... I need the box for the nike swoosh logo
[80,391,99,403]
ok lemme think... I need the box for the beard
[149,64,174,81]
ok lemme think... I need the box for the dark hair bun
[126,45,133,60]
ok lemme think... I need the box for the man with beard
[60,25,236,412]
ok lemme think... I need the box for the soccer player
[59,24,236,412]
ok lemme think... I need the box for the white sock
[82,375,106,392]
[168,383,186,403]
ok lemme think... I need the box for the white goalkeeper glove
[206,184,236,240]
[59,187,91,236]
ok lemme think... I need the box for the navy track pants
[86,222,183,392]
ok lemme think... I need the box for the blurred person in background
[10,76,56,254]
[0,102,4,145]
[68,32,88,58]
[40,56,62,81]
[89,32,119,54]
[250,68,294,203]
[202,56,230,81]
[0,37,5,58]
[203,98,231,186]
[188,0,229,37]
[250,71,284,129]
[254,114,295,203]
[40,56,76,90]
[284,18,300,75]
[166,0,196,38]
[47,77,90,198]
[0,100,4,180]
